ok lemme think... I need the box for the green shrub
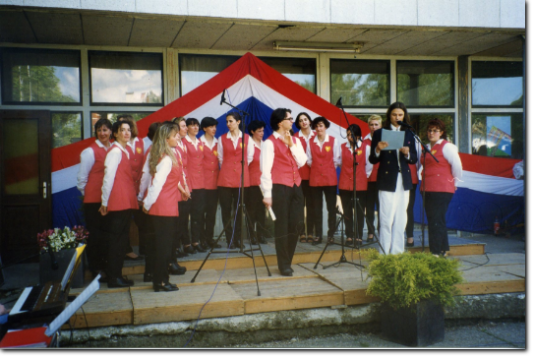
[366,250,463,310]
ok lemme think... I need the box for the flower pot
[381,300,445,347]
[39,248,85,289]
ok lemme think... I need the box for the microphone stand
[191,89,271,297]
[397,121,438,253]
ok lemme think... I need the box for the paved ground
[222,319,526,349]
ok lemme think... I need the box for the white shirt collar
[95,139,110,149]
[273,131,283,139]
[345,139,362,151]
[185,134,199,145]
[200,134,217,147]
[298,129,315,139]
[113,141,129,158]
[126,136,139,149]
[226,130,243,140]
[313,133,330,144]
[428,138,444,148]
[252,139,262,149]
[391,125,401,132]
[363,133,372,141]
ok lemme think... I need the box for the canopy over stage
[50,52,524,235]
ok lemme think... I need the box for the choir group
[77,102,462,292]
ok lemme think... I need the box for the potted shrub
[366,250,463,347]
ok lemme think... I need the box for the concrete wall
[0,0,525,29]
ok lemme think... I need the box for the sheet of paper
[382,129,405,150]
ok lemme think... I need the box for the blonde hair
[367,114,383,124]
[148,123,179,176]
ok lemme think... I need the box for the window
[179,54,317,95]
[472,113,523,159]
[410,114,455,145]
[90,112,153,128]
[51,112,82,149]
[89,51,163,105]
[397,61,454,107]
[331,60,390,107]
[1,48,81,105]
[471,61,523,107]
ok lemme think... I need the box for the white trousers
[378,173,410,254]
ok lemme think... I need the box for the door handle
[43,182,47,199]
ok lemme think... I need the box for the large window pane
[410,114,455,145]
[472,61,523,107]
[89,51,163,105]
[179,54,317,95]
[52,112,82,148]
[472,113,523,159]
[1,48,81,104]
[331,60,390,107]
[397,61,454,107]
[90,112,153,128]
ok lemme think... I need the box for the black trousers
[177,200,192,246]
[311,185,337,239]
[247,186,266,240]
[272,184,304,271]
[202,189,219,243]
[83,203,106,274]
[301,180,316,237]
[101,209,131,280]
[139,211,155,275]
[365,181,380,237]
[424,192,453,255]
[122,208,146,255]
[406,186,417,238]
[150,215,176,285]
[219,187,248,244]
[190,189,205,244]
[339,190,367,240]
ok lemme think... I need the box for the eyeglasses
[427,129,442,134]
[284,117,294,122]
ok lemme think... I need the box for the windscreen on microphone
[220,89,226,105]
[396,120,412,128]
[335,97,342,107]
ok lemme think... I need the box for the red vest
[106,148,138,212]
[175,143,190,189]
[202,141,219,190]
[217,134,250,188]
[249,145,262,186]
[309,136,337,187]
[408,163,418,184]
[184,138,205,190]
[294,131,315,180]
[84,142,107,204]
[364,138,379,182]
[148,156,182,217]
[339,142,369,191]
[126,138,144,195]
[421,140,455,194]
[268,135,301,187]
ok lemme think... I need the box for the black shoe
[280,269,293,277]
[192,244,207,253]
[176,247,186,258]
[184,245,195,254]
[200,242,211,251]
[143,273,153,282]
[153,283,179,292]
[121,276,134,285]
[290,267,294,273]
[207,240,222,249]
[406,240,415,247]
[227,242,236,250]
[125,254,144,261]
[367,236,375,243]
[169,262,187,275]
[258,236,267,244]
[108,277,134,288]
[311,237,322,246]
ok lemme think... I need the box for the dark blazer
[369,127,417,192]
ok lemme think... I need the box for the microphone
[396,121,414,129]
[220,89,226,106]
[335,97,342,107]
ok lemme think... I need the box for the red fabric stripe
[459,153,521,178]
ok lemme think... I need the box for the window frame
[50,111,84,149]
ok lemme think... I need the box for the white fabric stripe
[52,164,80,194]
[456,170,523,197]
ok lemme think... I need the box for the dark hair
[347,124,361,139]
[226,112,242,122]
[94,118,112,138]
[270,108,291,131]
[186,117,200,127]
[426,118,448,140]
[295,112,312,130]
[117,115,138,138]
[200,117,218,130]
[311,116,330,130]
[386,102,410,130]
[248,120,265,135]
[112,120,131,140]
[147,122,162,141]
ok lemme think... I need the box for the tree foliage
[11,65,75,103]
[330,73,389,106]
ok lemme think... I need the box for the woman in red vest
[421,119,462,256]
[99,121,138,288]
[294,112,316,243]
[77,118,112,279]
[247,119,267,244]
[338,124,372,245]
[200,117,222,249]
[143,122,189,292]
[307,117,341,245]
[363,115,382,243]
[217,112,254,249]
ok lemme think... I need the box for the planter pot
[39,248,85,289]
[381,300,445,347]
